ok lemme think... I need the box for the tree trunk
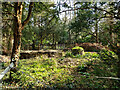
[109,25,114,44]
[32,40,36,50]
[117,52,120,78]
[52,33,55,49]
[11,2,33,66]
[11,26,22,66]
[40,37,43,49]
[95,20,98,43]
[11,2,23,67]
[10,10,22,79]
[8,32,13,56]
[95,3,99,43]
[10,2,33,80]
[109,12,114,44]
[117,51,120,87]
[68,29,71,45]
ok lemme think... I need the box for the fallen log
[20,50,63,59]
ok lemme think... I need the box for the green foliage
[65,51,73,57]
[78,35,93,43]
[99,49,118,65]
[69,5,95,43]
[77,64,87,72]
[3,54,119,88]
[65,51,82,58]
[2,1,120,89]
[2,62,4,67]
[83,52,100,59]
[65,50,100,60]
[72,46,84,56]
[21,2,60,49]
[3,57,75,88]
[72,46,84,50]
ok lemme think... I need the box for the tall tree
[94,3,99,43]
[11,2,34,67]
[2,2,14,55]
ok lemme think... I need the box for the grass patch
[2,51,119,89]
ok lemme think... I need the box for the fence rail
[0,62,14,80]
[95,76,120,80]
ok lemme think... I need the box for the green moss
[99,49,118,65]
[2,52,119,88]
[72,46,84,50]
[72,46,84,56]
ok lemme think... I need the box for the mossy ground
[2,51,119,89]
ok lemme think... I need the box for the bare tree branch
[59,6,120,19]
[82,31,96,37]
[95,76,120,80]
[22,2,34,29]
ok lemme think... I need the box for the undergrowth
[2,50,120,89]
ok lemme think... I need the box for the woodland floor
[1,51,120,89]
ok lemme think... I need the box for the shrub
[72,46,84,56]
[82,52,99,59]
[77,64,87,72]
[65,51,73,57]
[99,49,118,65]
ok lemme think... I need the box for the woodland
[0,1,120,89]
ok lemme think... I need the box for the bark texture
[11,2,34,67]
